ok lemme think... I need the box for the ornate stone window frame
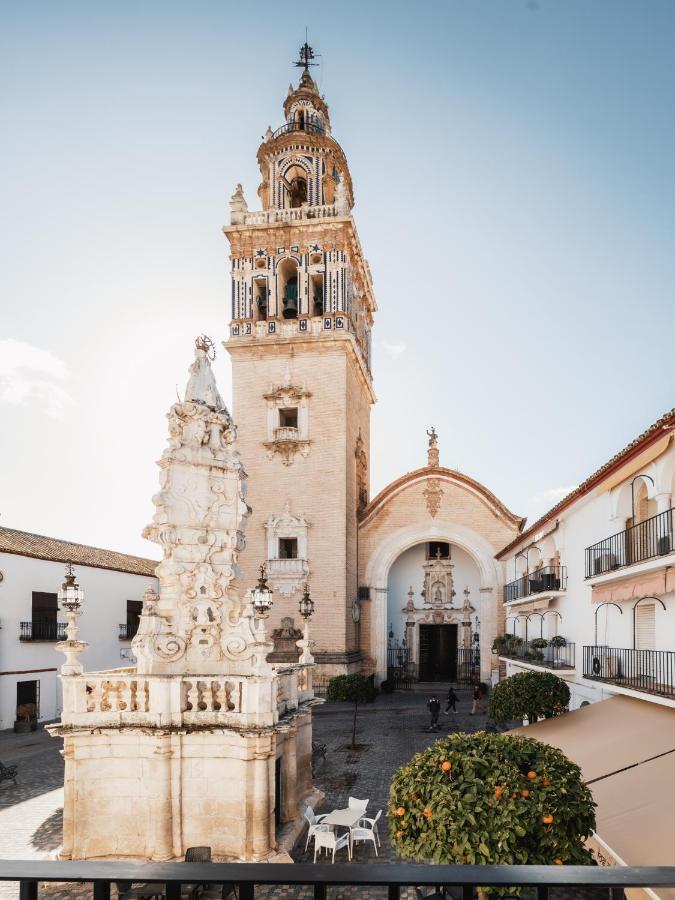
[264,501,310,596]
[263,381,311,466]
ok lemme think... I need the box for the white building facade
[0,530,158,730]
[495,408,675,710]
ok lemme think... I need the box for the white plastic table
[321,807,364,828]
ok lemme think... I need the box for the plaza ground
[0,690,600,899]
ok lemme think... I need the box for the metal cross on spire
[294,35,318,72]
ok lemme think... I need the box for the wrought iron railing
[2,860,675,899]
[118,623,138,640]
[503,566,567,603]
[386,647,479,688]
[455,647,481,685]
[272,120,326,139]
[583,645,675,698]
[498,638,576,669]
[585,507,674,577]
[19,620,66,641]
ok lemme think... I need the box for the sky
[1,0,674,561]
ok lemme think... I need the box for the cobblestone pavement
[0,693,605,900]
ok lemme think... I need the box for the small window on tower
[310,274,324,317]
[279,408,298,429]
[278,537,298,559]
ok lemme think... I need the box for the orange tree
[388,732,595,865]
[489,670,570,725]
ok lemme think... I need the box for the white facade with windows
[496,409,675,710]
[0,529,158,730]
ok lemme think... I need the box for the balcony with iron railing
[3,860,675,899]
[503,566,567,604]
[271,120,327,139]
[19,620,67,641]
[583,645,675,699]
[585,508,674,578]
[495,636,576,670]
[118,623,139,641]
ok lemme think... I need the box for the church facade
[224,52,524,687]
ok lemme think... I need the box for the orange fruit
[441,761,452,772]
[543,777,551,787]
[554,859,563,865]
[396,830,403,838]
[527,771,537,780]
[494,787,503,798]
[396,807,405,817]
[423,807,432,819]
[543,814,554,824]
[521,790,530,797]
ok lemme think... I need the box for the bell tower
[223,43,376,682]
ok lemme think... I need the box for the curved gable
[359,466,525,531]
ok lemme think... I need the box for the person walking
[470,683,482,716]
[426,695,441,731]
[445,686,458,714]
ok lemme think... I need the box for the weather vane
[294,34,318,72]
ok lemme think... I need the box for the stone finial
[229,183,248,225]
[427,426,439,467]
[264,125,273,142]
[335,178,350,215]
[184,337,226,412]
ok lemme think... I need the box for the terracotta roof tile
[0,527,158,577]
[496,408,675,559]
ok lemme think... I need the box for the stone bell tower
[223,43,377,683]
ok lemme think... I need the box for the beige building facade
[224,59,524,686]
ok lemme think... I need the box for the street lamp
[55,562,88,675]
[251,565,274,618]
[299,583,314,620]
[57,562,84,612]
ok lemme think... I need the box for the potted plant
[530,638,549,649]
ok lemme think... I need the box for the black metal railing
[585,507,674,577]
[2,860,675,900]
[387,645,417,690]
[272,120,326,139]
[19,620,67,641]
[455,647,481,685]
[118,623,139,640]
[504,566,567,603]
[583,645,675,698]
[497,638,576,669]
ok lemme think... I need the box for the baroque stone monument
[50,337,317,861]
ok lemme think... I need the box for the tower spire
[293,37,318,73]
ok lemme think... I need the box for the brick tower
[223,44,376,683]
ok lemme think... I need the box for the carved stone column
[370,587,388,682]
[281,730,298,822]
[59,740,75,859]
[150,738,174,861]
[479,587,495,682]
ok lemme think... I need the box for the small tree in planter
[326,674,377,748]
[388,732,595,872]
[489,671,570,725]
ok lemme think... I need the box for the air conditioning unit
[594,553,617,575]
[658,536,672,556]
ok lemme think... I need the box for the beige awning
[511,695,675,895]
[592,567,675,604]
[595,433,672,495]
[511,694,675,782]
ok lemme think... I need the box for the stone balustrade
[242,204,344,226]
[59,665,314,730]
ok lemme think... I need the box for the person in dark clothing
[445,687,459,714]
[426,695,441,731]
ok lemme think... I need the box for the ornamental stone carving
[423,478,444,517]
[264,500,310,595]
[138,338,273,677]
[263,370,311,466]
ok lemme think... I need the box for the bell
[283,280,298,319]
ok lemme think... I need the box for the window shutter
[635,603,656,651]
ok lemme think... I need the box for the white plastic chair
[349,820,378,856]
[357,808,382,846]
[348,796,369,810]
[313,829,351,863]
[303,806,329,852]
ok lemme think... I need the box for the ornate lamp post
[251,565,274,618]
[296,583,315,665]
[55,562,88,675]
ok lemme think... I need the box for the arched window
[278,258,299,319]
[289,177,307,208]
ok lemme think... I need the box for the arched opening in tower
[278,258,299,319]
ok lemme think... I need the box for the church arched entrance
[386,540,482,684]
